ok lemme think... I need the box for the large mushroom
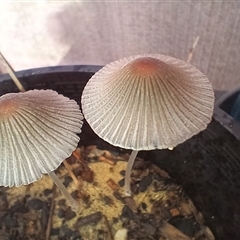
[0,89,83,210]
[81,54,215,196]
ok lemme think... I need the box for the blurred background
[0,1,239,90]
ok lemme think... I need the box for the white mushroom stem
[124,150,138,196]
[0,51,25,92]
[48,171,78,211]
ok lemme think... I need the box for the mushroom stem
[48,171,78,211]
[0,51,25,92]
[124,150,138,196]
[187,36,200,63]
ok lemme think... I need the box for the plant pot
[0,65,240,240]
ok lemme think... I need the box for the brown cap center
[129,57,167,76]
[0,94,18,117]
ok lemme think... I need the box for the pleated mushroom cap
[0,89,83,187]
[82,54,214,151]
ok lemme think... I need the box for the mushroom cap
[0,89,83,187]
[81,54,214,151]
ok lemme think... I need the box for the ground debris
[0,146,214,240]
[159,221,192,240]
[74,211,103,228]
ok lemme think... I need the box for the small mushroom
[81,54,214,196]
[0,89,83,210]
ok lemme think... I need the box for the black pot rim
[0,65,102,83]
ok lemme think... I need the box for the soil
[0,145,215,240]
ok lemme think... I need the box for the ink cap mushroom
[0,89,83,210]
[81,54,215,196]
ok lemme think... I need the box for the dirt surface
[0,146,215,240]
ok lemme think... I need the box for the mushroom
[0,51,83,210]
[81,54,215,196]
[0,89,83,210]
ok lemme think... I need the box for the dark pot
[0,65,240,240]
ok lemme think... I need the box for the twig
[72,148,94,176]
[72,149,89,168]
[0,51,25,92]
[106,178,120,192]
[45,186,56,240]
[63,159,80,187]
[99,155,116,165]
[74,211,103,228]
[159,221,191,240]
[151,164,170,179]
[72,148,82,161]
[103,215,114,240]
[123,197,138,213]
[61,165,82,178]
[187,36,200,63]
